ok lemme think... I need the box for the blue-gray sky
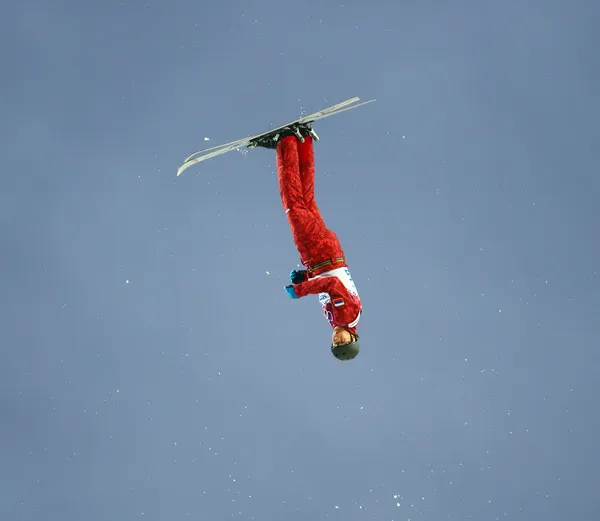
[3,1,599,520]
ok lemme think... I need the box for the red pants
[276,136,345,275]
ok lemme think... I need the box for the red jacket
[293,268,362,335]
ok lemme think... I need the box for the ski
[176,97,375,177]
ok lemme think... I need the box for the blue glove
[290,269,308,285]
[285,285,299,299]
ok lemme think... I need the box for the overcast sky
[3,1,599,520]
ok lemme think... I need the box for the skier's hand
[290,269,308,285]
[284,285,299,299]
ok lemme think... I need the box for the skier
[251,125,362,361]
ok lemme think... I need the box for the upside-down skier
[250,125,362,361]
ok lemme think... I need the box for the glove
[285,285,299,299]
[290,269,308,285]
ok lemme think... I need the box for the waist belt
[307,256,345,274]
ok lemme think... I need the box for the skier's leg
[277,137,333,268]
[296,135,345,267]
[297,135,320,214]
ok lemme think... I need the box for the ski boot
[248,123,319,149]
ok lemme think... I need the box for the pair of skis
[176,96,375,177]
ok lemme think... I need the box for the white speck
[125,280,130,284]
[402,135,406,139]
[204,137,210,141]
[266,271,270,275]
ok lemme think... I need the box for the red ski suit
[276,135,362,335]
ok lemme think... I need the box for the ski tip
[176,163,190,176]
